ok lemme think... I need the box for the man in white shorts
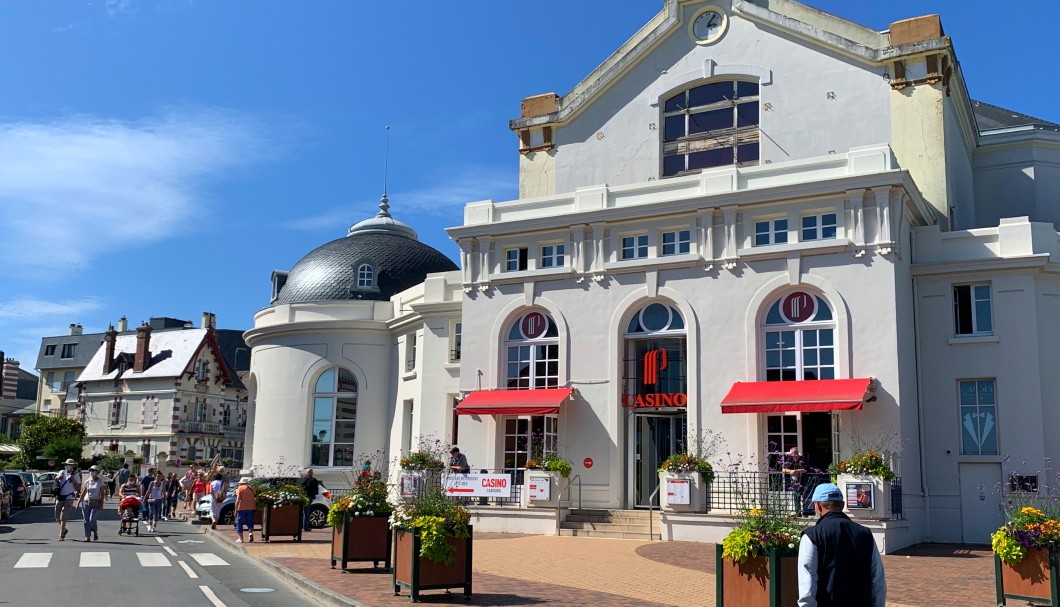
[53,458,81,541]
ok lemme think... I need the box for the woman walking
[234,477,256,543]
[191,472,207,512]
[180,468,196,511]
[144,471,165,532]
[76,465,106,542]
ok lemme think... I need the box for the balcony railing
[179,420,221,434]
[224,426,246,441]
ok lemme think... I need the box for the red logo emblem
[781,292,816,323]
[643,348,669,386]
[521,312,548,339]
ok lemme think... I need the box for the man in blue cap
[797,482,886,607]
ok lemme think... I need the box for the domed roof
[274,197,457,304]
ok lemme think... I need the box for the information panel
[527,475,552,501]
[399,474,421,498]
[442,473,513,498]
[666,478,691,505]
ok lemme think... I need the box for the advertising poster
[846,482,874,510]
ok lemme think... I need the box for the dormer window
[196,361,208,381]
[662,80,760,177]
[357,264,375,289]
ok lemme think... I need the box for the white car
[196,478,333,528]
[18,472,42,506]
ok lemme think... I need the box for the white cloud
[285,166,515,232]
[0,297,106,369]
[0,297,103,321]
[0,109,269,274]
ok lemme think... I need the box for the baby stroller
[118,496,141,536]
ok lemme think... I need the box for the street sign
[583,458,593,469]
[442,473,512,498]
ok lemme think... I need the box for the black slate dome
[274,197,458,304]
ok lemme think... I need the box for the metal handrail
[555,474,582,534]
[647,484,661,541]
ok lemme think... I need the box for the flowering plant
[327,475,392,526]
[659,453,715,483]
[389,486,471,564]
[829,425,899,481]
[828,450,895,481]
[253,483,308,508]
[721,508,804,563]
[992,506,1060,565]
[400,451,445,471]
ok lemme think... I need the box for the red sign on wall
[781,291,816,323]
[583,458,593,469]
[643,348,668,385]
[521,312,548,339]
[621,393,688,408]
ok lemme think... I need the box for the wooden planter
[715,544,798,607]
[996,543,1060,606]
[331,513,392,572]
[393,526,472,602]
[262,504,303,542]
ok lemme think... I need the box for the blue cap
[811,483,844,502]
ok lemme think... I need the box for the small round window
[627,303,684,334]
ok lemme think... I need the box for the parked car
[38,472,58,498]
[0,475,12,520]
[18,472,42,505]
[196,477,333,528]
[2,473,29,510]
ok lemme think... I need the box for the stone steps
[559,508,660,540]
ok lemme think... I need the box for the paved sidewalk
[199,523,996,607]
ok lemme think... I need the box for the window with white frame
[661,230,691,256]
[621,234,649,260]
[953,284,993,336]
[450,322,462,363]
[502,415,558,476]
[762,291,835,381]
[540,244,565,268]
[754,219,788,246]
[505,247,528,272]
[959,379,997,455]
[662,80,760,177]
[311,367,358,467]
[196,361,208,381]
[357,264,375,288]
[505,311,560,389]
[221,406,231,427]
[404,332,417,373]
[766,414,800,461]
[801,213,837,241]
[194,400,207,422]
[110,399,122,426]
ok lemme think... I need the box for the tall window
[624,302,687,400]
[110,399,122,426]
[959,379,998,455]
[450,322,462,363]
[503,415,558,478]
[311,367,358,467]
[762,292,835,381]
[194,400,207,422]
[953,284,992,336]
[662,80,760,177]
[357,264,374,288]
[61,343,76,359]
[405,333,417,373]
[196,361,208,381]
[505,312,560,389]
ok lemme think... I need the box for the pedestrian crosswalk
[8,551,229,569]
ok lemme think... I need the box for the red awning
[720,378,874,414]
[455,388,574,416]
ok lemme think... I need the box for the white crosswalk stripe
[79,552,110,568]
[8,551,229,569]
[188,553,229,567]
[136,552,172,567]
[14,553,52,568]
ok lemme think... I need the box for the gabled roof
[77,328,214,383]
[972,100,1060,133]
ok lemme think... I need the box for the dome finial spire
[377,126,391,218]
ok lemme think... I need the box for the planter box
[659,471,709,513]
[996,543,1060,606]
[520,471,562,508]
[836,474,892,520]
[262,504,303,542]
[331,514,392,572]
[715,544,798,607]
[393,526,473,601]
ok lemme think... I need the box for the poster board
[399,474,421,498]
[442,473,512,498]
[527,475,552,501]
[845,482,874,510]
[665,478,691,505]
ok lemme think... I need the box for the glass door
[634,414,687,507]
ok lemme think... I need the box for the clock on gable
[690,6,728,45]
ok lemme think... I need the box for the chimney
[117,316,128,332]
[2,358,19,401]
[134,322,152,373]
[201,312,217,330]
[68,323,83,336]
[102,325,119,375]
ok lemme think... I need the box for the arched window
[761,292,835,381]
[505,311,559,389]
[623,302,688,402]
[662,80,759,177]
[357,264,374,289]
[311,367,358,467]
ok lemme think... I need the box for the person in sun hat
[797,483,886,607]
[234,477,256,543]
[53,458,81,541]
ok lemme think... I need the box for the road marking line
[14,553,52,568]
[155,536,165,544]
[199,585,227,607]
[164,546,178,557]
[178,560,198,579]
[189,553,229,566]
[79,552,110,568]
[136,552,172,567]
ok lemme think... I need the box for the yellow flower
[1021,507,1044,517]
[749,508,764,516]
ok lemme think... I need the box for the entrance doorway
[634,413,687,507]
[959,463,1002,543]
[801,412,833,473]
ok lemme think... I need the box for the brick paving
[200,521,1000,607]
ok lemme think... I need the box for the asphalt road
[0,499,323,607]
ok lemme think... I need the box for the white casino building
[247,0,1060,550]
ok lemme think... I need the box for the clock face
[692,10,725,42]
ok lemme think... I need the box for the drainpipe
[911,245,932,539]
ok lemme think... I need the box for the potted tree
[993,505,1060,605]
[716,504,805,607]
[658,452,714,512]
[390,482,473,601]
[330,473,394,572]
[256,483,308,542]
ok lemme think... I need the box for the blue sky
[0,1,1056,371]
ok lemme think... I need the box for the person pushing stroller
[117,472,142,536]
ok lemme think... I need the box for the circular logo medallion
[521,312,548,339]
[780,292,816,323]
